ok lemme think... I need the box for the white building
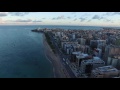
[90,40,98,46]
[71,51,81,62]
[97,40,106,46]
[61,32,64,36]
[107,55,120,69]
[90,40,106,48]
[61,42,78,48]
[76,52,89,68]
[66,47,73,55]
[57,32,61,37]
[104,45,120,62]
[77,38,86,45]
[84,45,90,54]
[72,44,81,52]
[105,45,120,56]
[63,43,79,55]
[80,57,105,74]
[72,34,76,40]
[91,65,119,78]
[80,38,86,45]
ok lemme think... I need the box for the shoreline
[42,34,70,78]
[44,49,56,78]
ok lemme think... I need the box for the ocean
[0,25,54,78]
[0,25,119,78]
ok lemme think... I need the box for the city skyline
[0,12,120,27]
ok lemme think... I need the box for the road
[48,33,76,78]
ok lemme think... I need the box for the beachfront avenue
[48,32,76,78]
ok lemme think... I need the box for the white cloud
[52,15,65,20]
[9,12,29,16]
[15,19,32,22]
[0,12,8,17]
[80,17,86,22]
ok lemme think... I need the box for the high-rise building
[94,48,102,58]
[107,55,120,69]
[75,53,89,68]
[104,45,120,62]
[80,57,105,74]
[72,34,76,40]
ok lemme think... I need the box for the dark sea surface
[0,25,54,78]
[0,25,119,78]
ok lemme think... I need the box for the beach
[43,34,70,78]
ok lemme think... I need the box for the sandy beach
[43,34,70,78]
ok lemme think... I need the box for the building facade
[80,57,105,74]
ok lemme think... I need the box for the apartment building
[91,65,119,78]
[80,57,105,74]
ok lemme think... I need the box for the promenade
[43,34,70,78]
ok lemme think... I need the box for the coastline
[42,34,70,78]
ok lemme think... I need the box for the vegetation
[45,33,56,53]
[115,39,120,46]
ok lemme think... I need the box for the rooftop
[110,55,120,59]
[76,53,89,59]
[96,65,118,72]
[72,51,81,55]
[82,57,104,64]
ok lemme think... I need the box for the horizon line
[0,24,120,27]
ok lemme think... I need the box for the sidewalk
[43,34,70,78]
[69,63,79,77]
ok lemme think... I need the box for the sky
[0,12,120,27]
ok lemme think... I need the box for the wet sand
[43,34,70,78]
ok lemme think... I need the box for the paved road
[48,33,76,78]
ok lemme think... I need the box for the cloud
[105,12,120,16]
[92,15,104,20]
[7,19,42,23]
[33,20,42,22]
[104,19,113,23]
[7,19,32,22]
[113,12,120,15]
[71,12,76,14]
[74,18,77,21]
[92,15,100,19]
[87,20,91,22]
[42,18,46,19]
[9,12,29,16]
[52,18,56,20]
[67,17,71,19]
[52,15,65,20]
[0,12,8,17]
[79,17,86,22]
[82,13,91,17]
[104,12,112,16]
[105,19,111,22]
[57,15,65,19]
[15,19,32,22]
[0,18,4,24]
[92,15,113,23]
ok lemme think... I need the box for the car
[66,62,68,65]
[63,58,65,61]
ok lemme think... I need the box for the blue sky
[0,12,120,26]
